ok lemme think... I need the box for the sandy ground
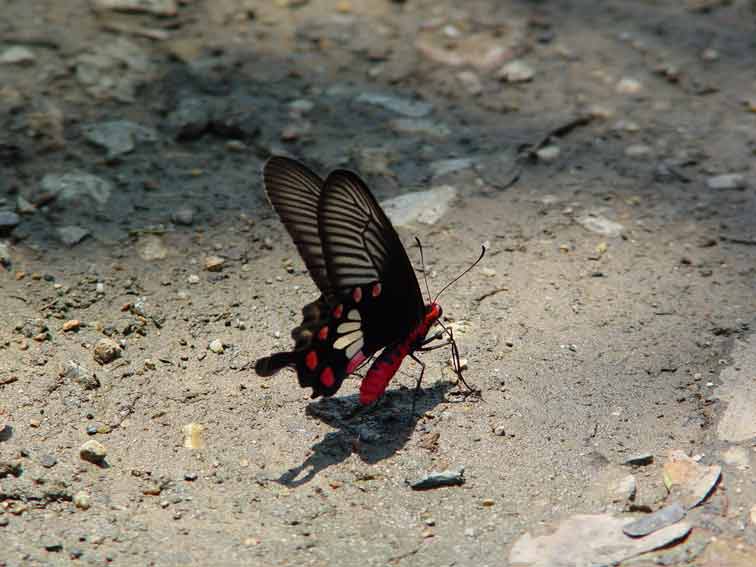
[1,1,756,565]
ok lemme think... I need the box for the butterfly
[254,156,479,407]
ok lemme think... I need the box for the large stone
[381,186,457,227]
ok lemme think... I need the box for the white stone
[0,46,36,65]
[706,174,746,190]
[716,334,756,442]
[381,186,457,227]
[576,213,624,237]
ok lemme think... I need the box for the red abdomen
[359,341,411,405]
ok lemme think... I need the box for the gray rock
[82,120,158,158]
[0,46,36,65]
[41,538,63,552]
[57,226,90,246]
[90,0,178,16]
[381,186,457,227]
[172,207,194,225]
[79,440,107,464]
[17,318,48,338]
[0,211,20,233]
[716,332,756,442]
[167,97,212,140]
[576,213,624,237]
[510,513,691,566]
[624,453,654,466]
[410,466,465,490]
[41,172,113,208]
[625,144,652,158]
[535,145,560,162]
[706,173,746,190]
[356,92,433,118]
[0,242,10,267]
[59,360,100,390]
[39,454,58,468]
[622,503,686,537]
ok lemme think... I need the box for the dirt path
[1,1,755,565]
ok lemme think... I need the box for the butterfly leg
[446,330,481,400]
[409,353,426,416]
[420,330,444,346]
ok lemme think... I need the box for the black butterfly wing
[318,170,425,349]
[262,156,331,294]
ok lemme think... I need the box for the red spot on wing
[320,367,335,387]
[371,283,382,297]
[352,287,362,303]
[305,350,318,371]
[332,304,343,319]
[318,326,329,341]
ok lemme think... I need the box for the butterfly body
[254,156,441,404]
[359,303,441,404]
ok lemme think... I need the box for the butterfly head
[424,302,442,327]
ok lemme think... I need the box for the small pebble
[93,338,121,365]
[209,339,224,354]
[204,256,225,272]
[498,60,535,83]
[706,173,746,190]
[624,453,654,466]
[79,440,107,464]
[493,425,507,436]
[536,145,560,161]
[39,454,57,468]
[625,144,652,158]
[172,208,194,226]
[63,319,81,332]
[188,274,200,284]
[183,422,205,449]
[616,77,643,94]
[73,491,91,510]
[0,46,36,65]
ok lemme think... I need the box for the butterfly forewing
[319,170,425,346]
[262,157,331,294]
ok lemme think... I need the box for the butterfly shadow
[276,381,455,487]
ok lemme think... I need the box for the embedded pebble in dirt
[0,0,755,565]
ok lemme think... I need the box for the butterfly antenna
[415,237,433,304]
[432,244,487,304]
